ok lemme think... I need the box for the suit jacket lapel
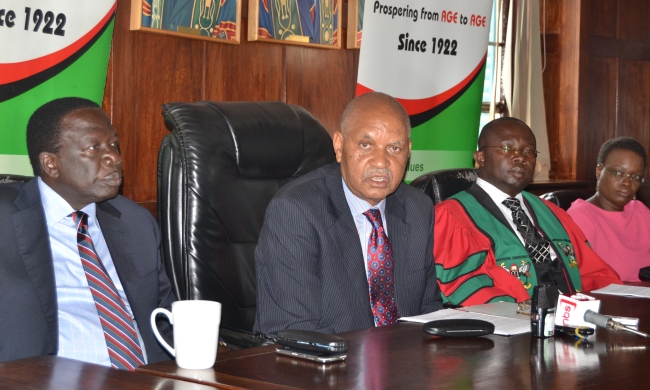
[324,165,373,315]
[13,179,58,348]
[96,201,138,306]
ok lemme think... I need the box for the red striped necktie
[71,211,145,370]
[363,209,399,326]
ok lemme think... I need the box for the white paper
[457,302,526,319]
[590,284,650,298]
[399,308,531,336]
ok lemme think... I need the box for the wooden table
[138,291,650,389]
[0,355,218,390]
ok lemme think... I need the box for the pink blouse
[567,199,650,282]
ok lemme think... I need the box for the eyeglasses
[481,145,540,158]
[603,166,646,184]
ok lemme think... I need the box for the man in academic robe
[434,117,621,306]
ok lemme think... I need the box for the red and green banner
[356,0,492,181]
[0,0,116,175]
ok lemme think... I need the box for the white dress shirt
[342,179,388,272]
[38,177,147,366]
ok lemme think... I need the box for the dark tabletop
[0,355,219,390]
[137,289,650,390]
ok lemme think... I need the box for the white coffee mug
[151,300,222,369]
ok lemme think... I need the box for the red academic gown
[434,196,621,306]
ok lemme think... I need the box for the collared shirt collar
[476,177,524,205]
[38,176,97,228]
[342,178,386,220]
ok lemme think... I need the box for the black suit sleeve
[254,195,336,336]
[143,208,175,353]
[150,211,175,311]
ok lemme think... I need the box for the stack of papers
[590,284,650,298]
[400,302,530,336]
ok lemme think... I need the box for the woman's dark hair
[597,136,647,168]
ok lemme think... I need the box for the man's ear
[473,150,484,167]
[39,152,59,179]
[333,131,344,163]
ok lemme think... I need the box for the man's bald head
[340,92,411,137]
[477,117,533,149]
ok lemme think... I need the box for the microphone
[583,310,650,338]
[583,310,610,328]
[531,284,559,337]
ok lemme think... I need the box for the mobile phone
[276,329,349,353]
[276,347,347,363]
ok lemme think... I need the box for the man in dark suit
[0,98,175,367]
[254,92,443,335]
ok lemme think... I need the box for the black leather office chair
[157,101,336,349]
[410,168,478,204]
[0,174,32,183]
[540,190,588,210]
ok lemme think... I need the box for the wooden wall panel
[285,46,358,135]
[204,34,285,102]
[540,0,562,179]
[622,60,650,145]
[104,0,358,208]
[109,0,204,209]
[586,0,618,38]
[625,56,650,207]
[619,0,650,43]
[545,0,650,187]
[579,57,618,176]
[541,48,561,179]
[541,0,582,180]
[543,0,563,33]
[575,0,650,184]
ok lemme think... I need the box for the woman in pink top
[567,137,650,282]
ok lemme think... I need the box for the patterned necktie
[502,198,552,263]
[363,209,399,326]
[71,211,145,370]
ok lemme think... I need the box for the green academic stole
[450,191,582,295]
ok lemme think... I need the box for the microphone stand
[606,319,650,338]
[584,310,650,338]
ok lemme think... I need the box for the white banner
[356,0,493,180]
[358,0,492,101]
[1,0,114,63]
[0,0,116,175]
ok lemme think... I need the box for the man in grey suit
[0,98,175,367]
[254,92,443,335]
